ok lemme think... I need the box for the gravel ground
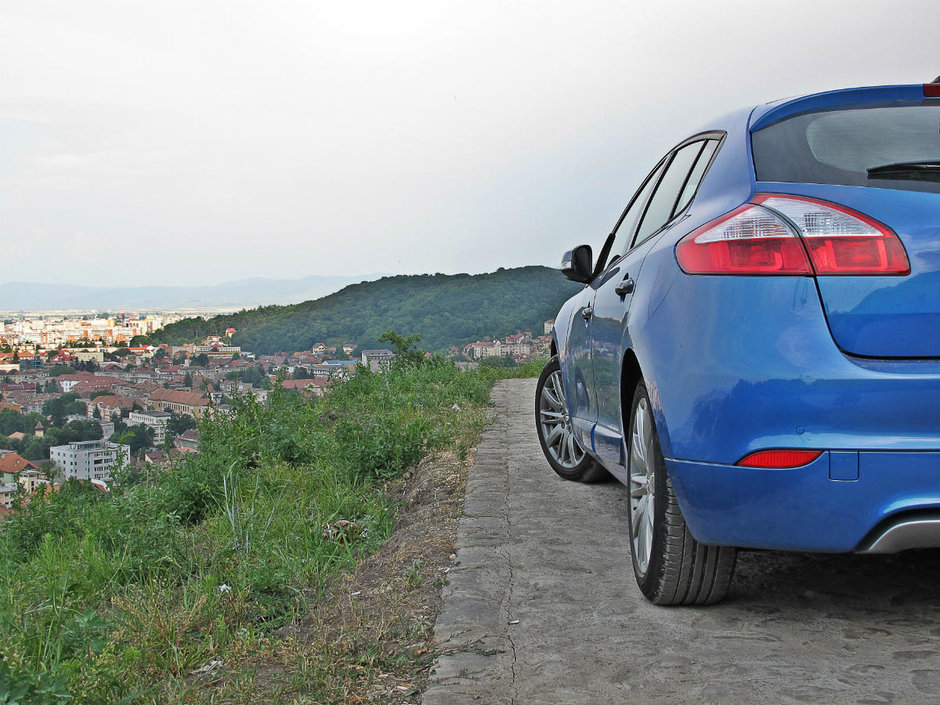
[423,378,940,705]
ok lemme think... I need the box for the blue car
[535,81,940,605]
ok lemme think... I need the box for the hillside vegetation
[0,356,543,703]
[149,266,581,353]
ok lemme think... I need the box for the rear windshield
[752,104,940,193]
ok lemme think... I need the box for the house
[361,350,396,371]
[0,450,41,484]
[0,451,47,506]
[127,410,172,445]
[73,349,104,364]
[70,375,123,397]
[174,429,200,452]
[279,377,332,398]
[148,389,210,418]
[463,341,501,359]
[56,372,98,393]
[87,395,137,422]
[142,447,184,467]
[0,483,17,509]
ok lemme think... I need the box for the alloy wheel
[538,369,584,469]
[630,396,656,575]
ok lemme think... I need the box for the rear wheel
[535,356,607,482]
[627,382,736,605]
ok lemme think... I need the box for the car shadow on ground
[729,548,940,613]
[592,473,940,615]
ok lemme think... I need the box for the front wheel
[535,356,607,482]
[627,381,736,605]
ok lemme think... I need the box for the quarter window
[674,139,719,215]
[633,140,704,246]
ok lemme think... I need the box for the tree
[110,414,128,437]
[193,353,209,367]
[166,412,196,436]
[122,425,155,456]
[183,372,193,387]
[42,393,86,426]
[379,330,425,366]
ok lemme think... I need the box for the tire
[626,381,736,605]
[535,356,607,482]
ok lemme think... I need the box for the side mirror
[561,245,593,283]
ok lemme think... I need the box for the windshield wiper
[867,161,940,181]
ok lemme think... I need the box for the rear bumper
[666,451,940,552]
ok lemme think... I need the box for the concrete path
[422,378,940,705]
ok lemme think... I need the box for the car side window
[673,139,719,215]
[632,140,705,247]
[613,159,667,258]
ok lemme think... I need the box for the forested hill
[149,266,583,354]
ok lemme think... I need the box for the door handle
[581,306,593,320]
[615,277,635,296]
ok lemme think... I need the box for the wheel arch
[620,347,675,460]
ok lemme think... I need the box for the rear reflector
[736,449,823,468]
[677,194,910,276]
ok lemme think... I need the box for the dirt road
[422,378,940,704]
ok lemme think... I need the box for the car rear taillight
[676,204,813,275]
[736,449,823,468]
[754,195,910,275]
[676,194,910,276]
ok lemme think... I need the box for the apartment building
[50,440,130,482]
[127,410,172,444]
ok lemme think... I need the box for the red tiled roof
[0,451,40,475]
[149,389,210,407]
[90,395,136,409]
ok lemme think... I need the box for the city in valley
[0,310,552,516]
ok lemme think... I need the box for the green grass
[0,356,544,703]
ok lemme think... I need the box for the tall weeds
[0,356,535,703]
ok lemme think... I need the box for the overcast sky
[1,1,939,288]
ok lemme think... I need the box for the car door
[564,156,669,450]
[590,137,721,472]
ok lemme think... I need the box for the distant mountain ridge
[0,275,375,311]
[150,265,581,353]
